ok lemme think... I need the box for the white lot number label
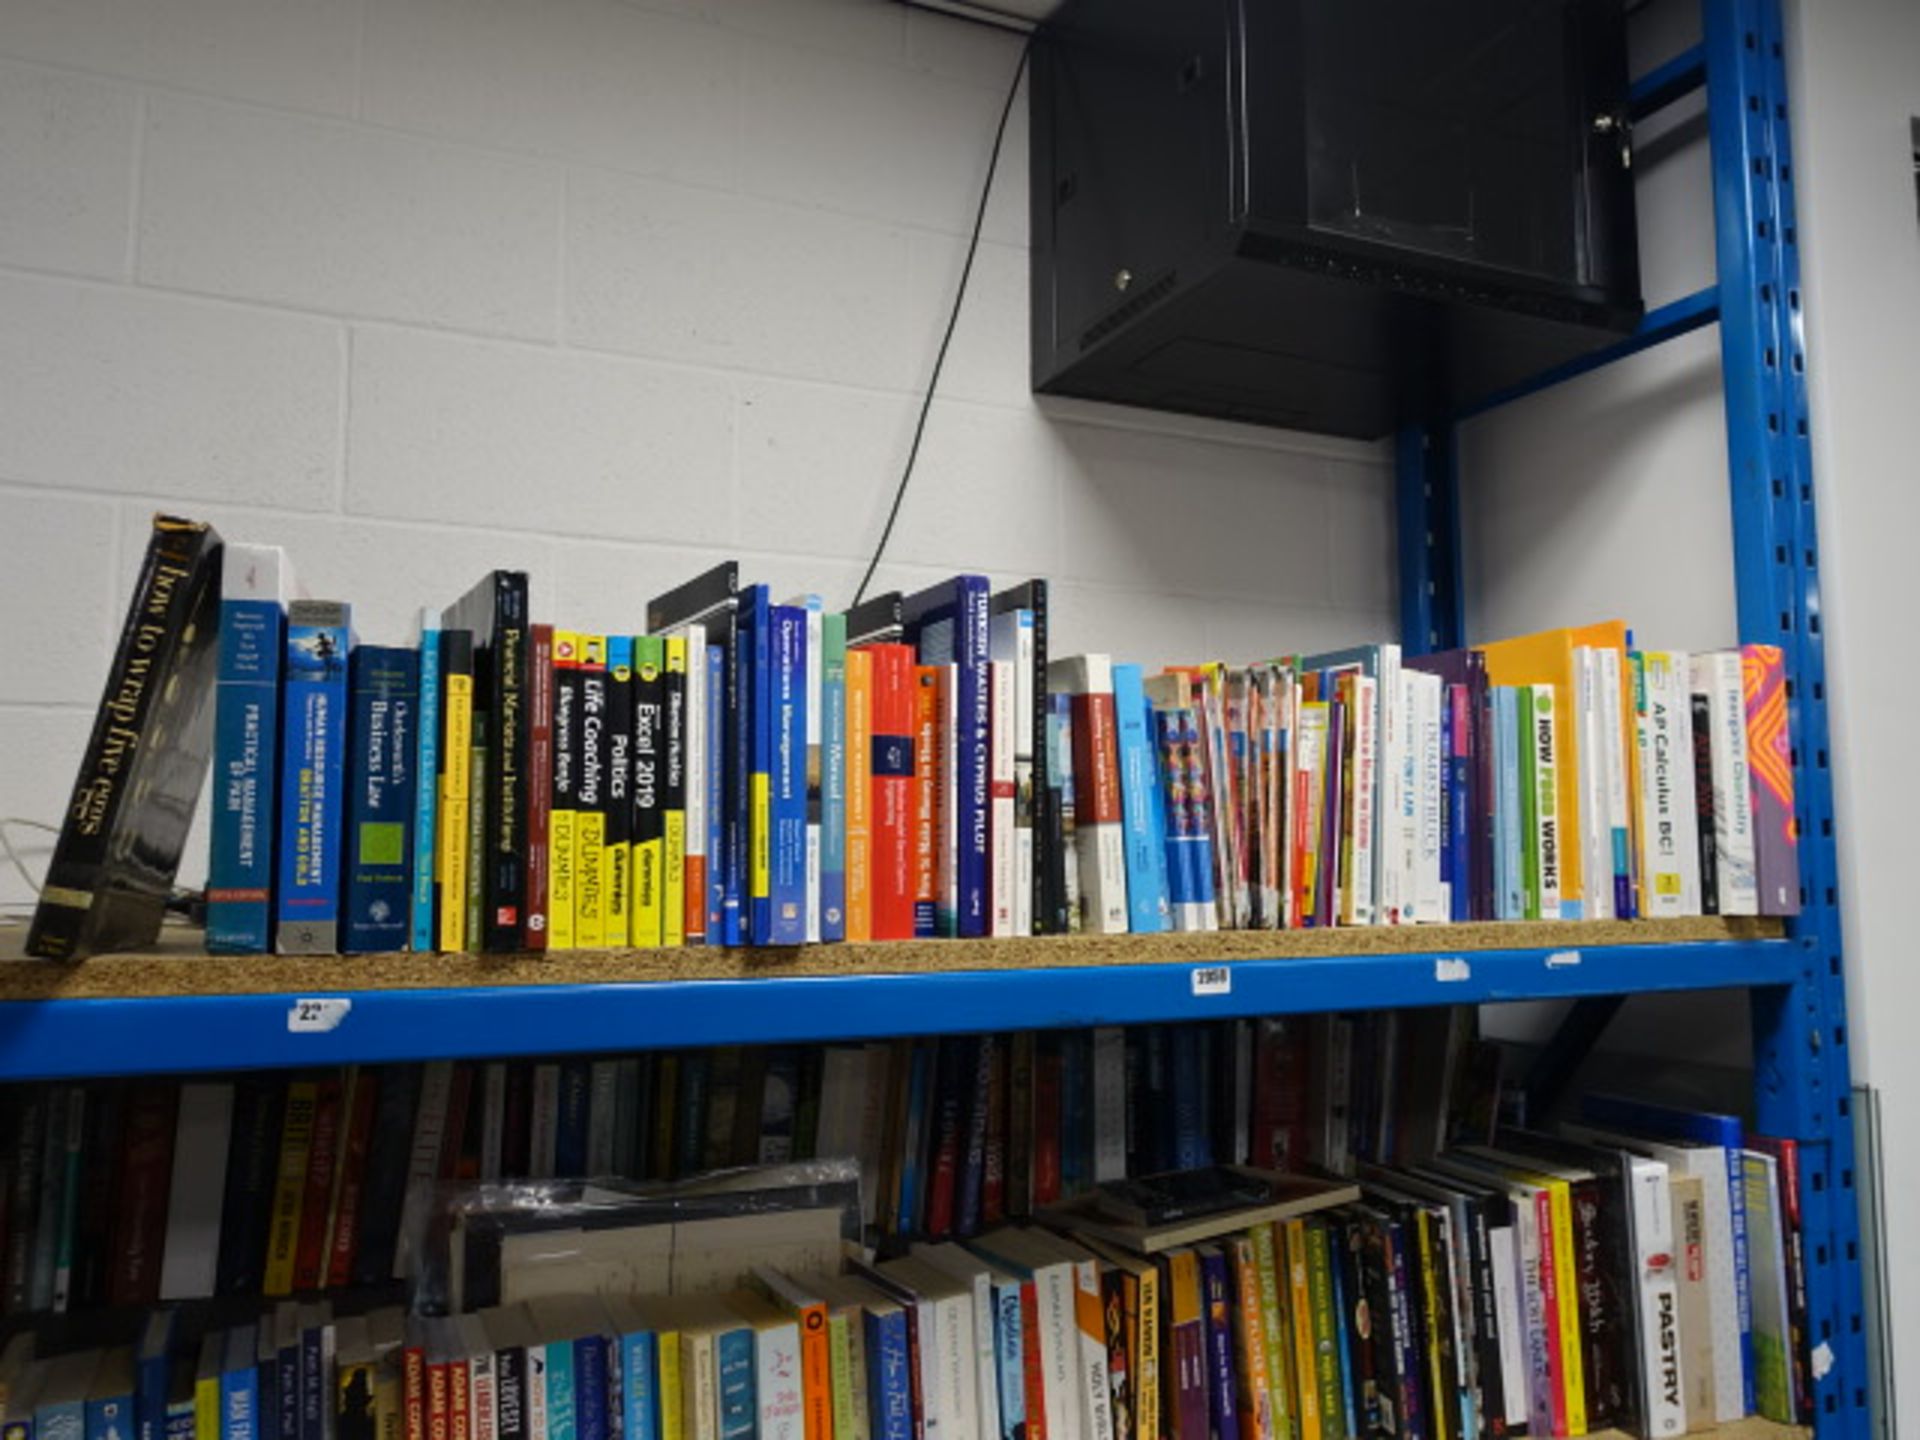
[1433,957,1472,983]
[1191,965,1232,997]
[287,997,352,1033]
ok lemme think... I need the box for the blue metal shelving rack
[0,0,1862,1431]
[1398,0,1866,1434]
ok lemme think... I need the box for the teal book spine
[714,1329,755,1440]
[410,610,442,951]
[1111,664,1170,933]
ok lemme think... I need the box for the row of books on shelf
[0,1008,1810,1431]
[27,518,1801,959]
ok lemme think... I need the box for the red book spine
[1020,1279,1047,1440]
[403,1344,427,1440]
[426,1357,450,1440]
[1070,691,1123,827]
[980,1036,1007,1227]
[326,1067,381,1288]
[107,1083,177,1306]
[448,1360,470,1440]
[870,644,916,941]
[291,1073,344,1291]
[1032,1037,1062,1208]
[923,1044,964,1240]
[912,667,942,939]
[525,624,555,950]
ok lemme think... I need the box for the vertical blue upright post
[1706,0,1867,1435]
[1395,421,1465,656]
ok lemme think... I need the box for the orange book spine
[845,649,874,942]
[797,1301,833,1440]
[912,667,942,939]
[869,643,916,941]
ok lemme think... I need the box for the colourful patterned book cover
[1741,645,1801,914]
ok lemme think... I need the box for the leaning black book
[444,570,530,951]
[27,514,223,959]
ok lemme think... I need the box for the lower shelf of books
[0,918,1788,1081]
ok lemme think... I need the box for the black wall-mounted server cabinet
[1029,0,1645,439]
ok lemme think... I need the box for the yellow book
[576,634,609,948]
[550,631,580,950]
[664,635,689,948]
[437,661,474,953]
[1229,1234,1275,1440]
[1283,1219,1321,1440]
[1250,1223,1293,1440]
[632,635,666,948]
[193,1332,220,1440]
[605,637,635,949]
[658,1321,686,1440]
[262,1080,318,1295]
[1480,622,1626,919]
[1413,1210,1450,1440]
[844,648,874,942]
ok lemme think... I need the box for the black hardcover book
[28,514,223,958]
[1690,693,1719,914]
[436,630,476,944]
[443,571,530,952]
[993,579,1063,934]
[350,1063,422,1287]
[844,590,904,647]
[72,1080,125,1309]
[630,646,665,943]
[645,561,738,636]
[5,1090,44,1311]
[215,1073,286,1296]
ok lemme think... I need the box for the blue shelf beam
[1454,286,1721,421]
[0,938,1801,1082]
[1627,42,1708,120]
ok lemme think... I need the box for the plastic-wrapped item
[411,1159,864,1314]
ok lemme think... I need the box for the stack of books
[27,518,1800,958]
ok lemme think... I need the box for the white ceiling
[899,0,1061,31]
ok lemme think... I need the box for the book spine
[845,650,874,943]
[603,637,636,949]
[820,615,849,942]
[438,633,476,954]
[705,646,726,942]
[1198,1249,1237,1440]
[1696,652,1759,915]
[1740,645,1799,915]
[771,607,810,945]
[1530,684,1562,921]
[800,599,824,944]
[631,637,667,948]
[1111,666,1169,934]
[573,637,609,949]
[289,1071,343,1290]
[325,1065,379,1286]
[990,660,1018,936]
[869,646,916,942]
[573,1339,608,1440]
[523,624,552,950]
[714,1331,755,1440]
[663,635,689,947]
[866,1310,911,1440]
[1443,681,1466,922]
[346,648,419,953]
[277,602,353,953]
[466,717,487,945]
[939,666,961,938]
[754,1323,803,1440]
[741,590,774,946]
[956,582,992,937]
[262,1080,316,1295]
[912,668,943,938]
[1230,1236,1275,1440]
[1063,663,1130,934]
[484,575,530,950]
[207,589,288,953]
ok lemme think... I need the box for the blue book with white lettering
[571,1334,608,1440]
[84,1360,132,1440]
[275,603,352,954]
[135,1308,179,1440]
[410,609,442,952]
[544,1339,576,1440]
[863,1301,912,1440]
[1111,665,1170,933]
[614,1324,656,1440]
[769,605,809,946]
[218,1328,257,1440]
[712,1327,755,1440]
[207,544,295,953]
[902,577,992,937]
[1581,1093,1755,1411]
[820,613,848,943]
[344,646,418,953]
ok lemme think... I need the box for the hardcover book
[902,577,992,937]
[276,601,354,955]
[344,646,419,954]
[29,515,223,959]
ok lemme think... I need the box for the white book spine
[1394,672,1419,924]
[1694,652,1759,915]
[991,611,1037,936]
[1627,1157,1687,1438]
[914,1299,944,1440]
[1068,1261,1115,1440]
[1035,1265,1081,1440]
[756,1322,804,1440]
[469,1348,498,1440]
[529,1063,559,1180]
[1575,649,1611,919]
[1091,1028,1127,1182]
[480,1062,507,1181]
[1512,1190,1554,1438]
[959,1270,1001,1440]
[936,1291,981,1440]
[1374,647,1402,925]
[1487,1224,1530,1432]
[1416,673,1445,922]
[394,1060,453,1278]
[1598,646,1633,915]
[159,1082,234,1300]
[1638,654,1688,917]
[1531,684,1562,920]
[688,1331,719,1440]
[1686,1149,1745,1424]
[1348,673,1377,926]
[990,661,1016,938]
[526,1343,549,1440]
[587,1060,619,1174]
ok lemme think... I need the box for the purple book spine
[1199,1247,1238,1440]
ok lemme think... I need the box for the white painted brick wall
[0,0,1395,913]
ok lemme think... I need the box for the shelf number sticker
[1191,965,1232,997]
[287,997,352,1033]
[1434,957,1471,983]
[1545,950,1582,969]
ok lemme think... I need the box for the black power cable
[850,31,1035,608]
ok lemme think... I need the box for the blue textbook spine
[218,1330,257,1440]
[820,613,848,942]
[863,1307,911,1440]
[544,1340,576,1440]
[207,544,291,953]
[769,605,809,946]
[411,609,442,952]
[1111,664,1170,933]
[554,1059,591,1175]
[345,646,419,953]
[572,1336,608,1440]
[276,602,352,954]
[617,1330,656,1440]
[713,1328,755,1440]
